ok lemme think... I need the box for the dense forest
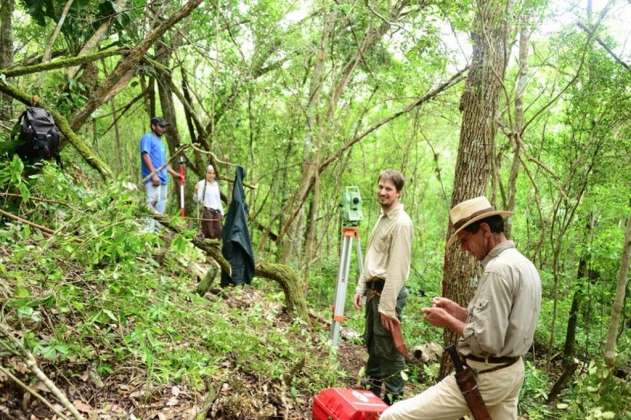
[0,0,629,418]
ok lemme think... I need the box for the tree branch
[70,0,204,131]
[0,365,69,420]
[0,49,126,77]
[0,207,55,236]
[0,323,84,420]
[277,66,467,242]
[321,67,468,171]
[67,0,127,79]
[577,22,630,71]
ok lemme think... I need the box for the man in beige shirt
[381,196,542,420]
[353,169,413,405]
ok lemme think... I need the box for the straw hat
[446,196,512,248]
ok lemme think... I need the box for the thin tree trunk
[155,41,186,213]
[279,9,334,262]
[303,160,321,281]
[0,0,14,121]
[138,75,153,117]
[42,0,75,63]
[439,0,510,378]
[604,211,631,367]
[110,99,123,173]
[505,20,531,236]
[92,118,98,154]
[180,69,202,173]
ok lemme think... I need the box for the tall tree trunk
[279,9,335,263]
[92,118,98,154]
[181,69,203,175]
[504,18,531,237]
[155,41,186,214]
[0,0,14,121]
[303,161,321,280]
[439,0,509,378]
[604,210,631,367]
[138,75,156,118]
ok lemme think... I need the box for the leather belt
[464,354,520,364]
[366,278,385,291]
[464,355,521,375]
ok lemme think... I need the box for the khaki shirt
[458,241,542,358]
[355,203,413,320]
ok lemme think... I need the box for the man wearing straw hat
[381,196,541,420]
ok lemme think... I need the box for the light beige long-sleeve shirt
[355,203,413,320]
[458,241,542,358]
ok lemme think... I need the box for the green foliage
[0,155,30,200]
[556,361,631,419]
[3,0,631,415]
[519,361,552,418]
[0,160,343,404]
[20,0,133,52]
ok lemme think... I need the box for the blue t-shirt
[140,132,168,185]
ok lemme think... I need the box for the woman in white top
[194,165,224,239]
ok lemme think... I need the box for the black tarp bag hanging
[14,107,62,167]
[221,166,255,287]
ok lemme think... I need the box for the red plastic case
[312,388,388,420]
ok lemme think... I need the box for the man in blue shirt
[140,116,181,231]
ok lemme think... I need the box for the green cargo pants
[364,287,408,404]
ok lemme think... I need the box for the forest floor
[0,178,430,419]
[0,282,416,419]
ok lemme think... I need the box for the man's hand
[167,165,183,183]
[379,313,409,358]
[422,307,465,335]
[422,307,452,328]
[353,292,363,310]
[151,174,160,187]
[431,297,468,322]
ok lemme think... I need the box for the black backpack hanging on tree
[14,107,63,168]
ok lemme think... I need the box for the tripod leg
[331,235,353,347]
[356,235,364,275]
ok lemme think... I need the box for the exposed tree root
[156,215,309,320]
